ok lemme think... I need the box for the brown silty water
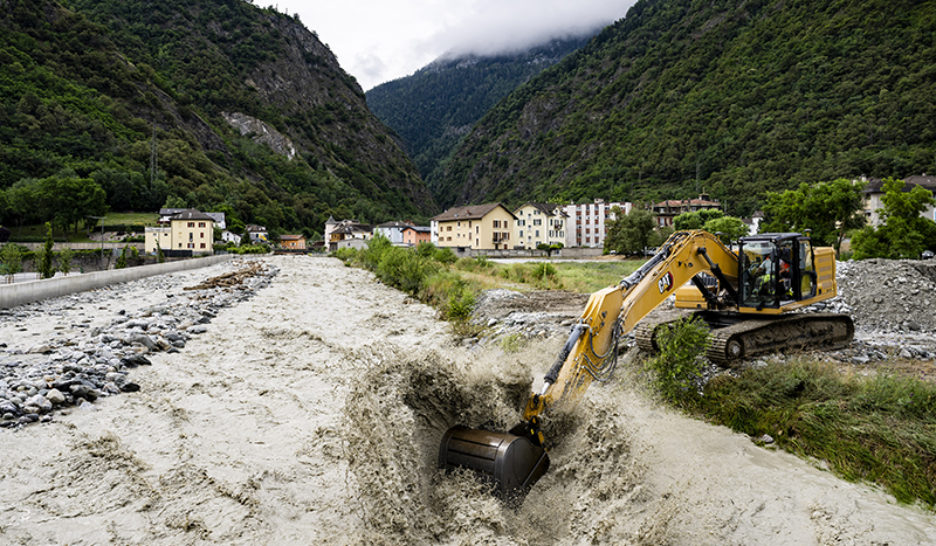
[1,256,934,545]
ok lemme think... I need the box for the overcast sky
[264,0,637,91]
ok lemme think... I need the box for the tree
[703,216,749,244]
[604,207,657,255]
[764,178,864,252]
[673,209,724,230]
[58,248,74,276]
[851,178,936,259]
[762,179,865,254]
[37,222,55,279]
[0,243,24,283]
[115,245,128,269]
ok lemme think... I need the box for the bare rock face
[222,112,296,159]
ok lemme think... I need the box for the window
[200,232,204,238]
[447,226,452,232]
[200,243,206,248]
[533,219,542,226]
[198,222,206,227]
[188,222,195,227]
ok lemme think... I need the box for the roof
[376,221,413,228]
[402,225,431,233]
[431,202,516,222]
[171,210,215,222]
[516,202,569,217]
[280,234,305,240]
[246,224,268,232]
[864,175,936,194]
[333,223,371,234]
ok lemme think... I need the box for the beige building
[145,209,214,255]
[431,203,516,250]
[862,175,936,227]
[514,203,567,249]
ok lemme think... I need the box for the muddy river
[1,256,933,544]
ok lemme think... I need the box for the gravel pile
[467,289,588,346]
[0,260,277,428]
[820,259,936,333]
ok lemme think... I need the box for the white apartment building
[564,199,632,248]
[514,203,567,249]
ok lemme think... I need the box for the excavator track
[636,312,854,366]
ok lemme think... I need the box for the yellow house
[145,209,214,255]
[513,202,567,249]
[431,203,516,250]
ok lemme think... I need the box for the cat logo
[658,271,674,294]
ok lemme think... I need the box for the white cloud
[267,1,635,90]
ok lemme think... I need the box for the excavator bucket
[439,426,549,494]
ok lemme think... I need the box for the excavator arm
[439,230,739,493]
[522,230,738,424]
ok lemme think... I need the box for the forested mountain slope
[0,0,435,235]
[431,0,936,214]
[366,36,592,183]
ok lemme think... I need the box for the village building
[862,175,936,227]
[651,194,722,228]
[246,224,269,244]
[563,199,632,248]
[144,209,214,255]
[402,225,431,246]
[513,203,567,249]
[373,221,412,245]
[221,230,242,245]
[279,234,306,250]
[431,203,516,250]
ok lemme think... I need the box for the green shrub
[415,241,437,258]
[332,247,360,263]
[362,235,393,270]
[644,316,710,404]
[433,246,457,264]
[58,248,74,275]
[446,285,476,321]
[376,247,439,295]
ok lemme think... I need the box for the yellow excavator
[439,230,853,494]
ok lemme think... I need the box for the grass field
[6,212,159,242]
[96,212,159,227]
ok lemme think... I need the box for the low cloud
[424,0,635,59]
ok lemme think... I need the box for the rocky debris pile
[468,289,589,346]
[814,259,936,333]
[0,260,278,428]
[183,261,266,291]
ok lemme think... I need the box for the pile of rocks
[467,289,588,346]
[826,259,936,333]
[0,261,278,427]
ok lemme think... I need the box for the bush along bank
[643,319,936,510]
[333,237,480,328]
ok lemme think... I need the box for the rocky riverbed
[0,260,277,427]
[1,255,934,545]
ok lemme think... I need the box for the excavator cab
[738,234,817,309]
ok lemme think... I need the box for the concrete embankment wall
[0,254,233,309]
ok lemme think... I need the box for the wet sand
[1,256,934,544]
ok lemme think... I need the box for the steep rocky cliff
[0,0,435,233]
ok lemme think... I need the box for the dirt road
[1,256,934,544]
